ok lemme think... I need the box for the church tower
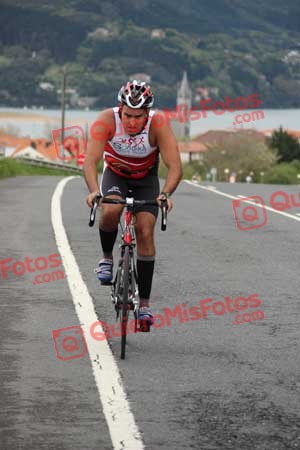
[176,71,192,140]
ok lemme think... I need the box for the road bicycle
[89,191,167,359]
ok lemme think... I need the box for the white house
[13,146,50,161]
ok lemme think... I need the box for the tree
[201,134,277,182]
[269,126,300,162]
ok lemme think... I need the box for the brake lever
[161,198,168,231]
[89,193,101,227]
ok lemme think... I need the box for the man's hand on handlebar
[86,191,101,208]
[157,193,172,212]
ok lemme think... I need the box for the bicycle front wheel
[121,246,130,359]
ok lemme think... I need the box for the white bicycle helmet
[118,79,154,109]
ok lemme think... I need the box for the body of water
[0,107,299,138]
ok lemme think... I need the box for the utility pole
[60,66,67,160]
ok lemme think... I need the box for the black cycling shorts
[100,166,160,217]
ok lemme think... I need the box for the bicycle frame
[111,203,139,313]
[123,210,134,245]
[89,192,167,358]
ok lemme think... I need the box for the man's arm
[83,109,114,203]
[152,112,183,196]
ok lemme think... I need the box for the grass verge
[0,157,82,179]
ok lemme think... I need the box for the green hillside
[0,0,300,108]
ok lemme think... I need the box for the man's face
[120,105,148,136]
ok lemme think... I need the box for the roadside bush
[264,162,299,184]
[182,161,206,180]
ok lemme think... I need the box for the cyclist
[84,80,182,326]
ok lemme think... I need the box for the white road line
[184,180,300,222]
[51,177,145,450]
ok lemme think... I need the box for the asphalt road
[0,175,299,450]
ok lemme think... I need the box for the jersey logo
[112,136,148,156]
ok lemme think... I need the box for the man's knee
[135,219,155,242]
[135,226,154,242]
[102,204,122,217]
[100,204,123,229]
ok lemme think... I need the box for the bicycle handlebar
[89,193,167,231]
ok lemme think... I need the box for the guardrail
[15,157,83,173]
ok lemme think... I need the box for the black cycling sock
[99,228,118,257]
[137,256,155,300]
[139,298,150,308]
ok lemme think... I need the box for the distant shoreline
[0,111,58,121]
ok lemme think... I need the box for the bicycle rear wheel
[121,246,130,359]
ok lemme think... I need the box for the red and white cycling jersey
[103,107,158,179]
